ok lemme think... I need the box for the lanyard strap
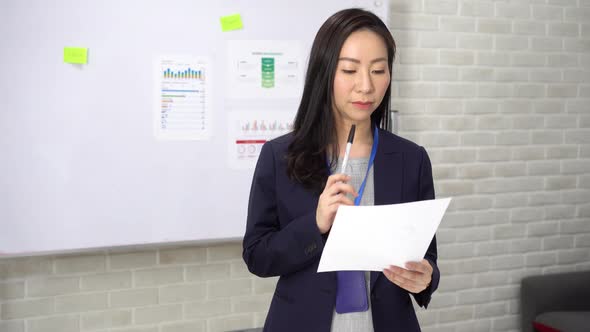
[327,126,379,206]
[354,126,379,206]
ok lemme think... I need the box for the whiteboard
[0,0,389,256]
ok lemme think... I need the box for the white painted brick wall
[1,1,589,331]
[0,243,261,332]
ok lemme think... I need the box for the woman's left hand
[383,259,433,294]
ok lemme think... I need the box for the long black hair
[286,8,396,194]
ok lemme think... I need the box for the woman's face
[332,29,391,127]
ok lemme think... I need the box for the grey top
[330,157,374,332]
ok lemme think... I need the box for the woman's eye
[341,69,356,74]
[372,70,386,74]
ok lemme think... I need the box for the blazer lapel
[370,129,403,293]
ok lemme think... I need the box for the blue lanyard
[354,126,379,206]
[328,126,379,206]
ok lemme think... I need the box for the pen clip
[340,124,356,175]
[347,124,356,144]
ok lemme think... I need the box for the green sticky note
[64,47,88,64]
[220,14,243,32]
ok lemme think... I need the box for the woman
[243,8,439,332]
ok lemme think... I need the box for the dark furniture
[521,270,590,332]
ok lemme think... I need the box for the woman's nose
[355,72,374,93]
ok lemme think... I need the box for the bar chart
[157,58,210,140]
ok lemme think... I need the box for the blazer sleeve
[412,146,440,308]
[242,141,325,278]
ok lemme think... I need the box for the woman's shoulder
[378,128,425,153]
[265,132,294,151]
[256,133,294,164]
[265,130,427,154]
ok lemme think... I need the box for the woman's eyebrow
[338,57,387,63]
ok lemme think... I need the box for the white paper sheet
[155,56,212,140]
[227,40,303,99]
[227,110,294,169]
[317,198,452,272]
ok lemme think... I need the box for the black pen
[339,124,356,175]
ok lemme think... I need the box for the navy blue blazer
[243,128,440,332]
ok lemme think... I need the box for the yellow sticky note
[220,14,243,32]
[64,47,88,64]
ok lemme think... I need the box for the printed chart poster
[155,57,212,140]
[228,111,294,169]
[228,41,302,99]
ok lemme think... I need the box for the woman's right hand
[316,174,358,234]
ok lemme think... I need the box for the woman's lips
[352,101,373,110]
